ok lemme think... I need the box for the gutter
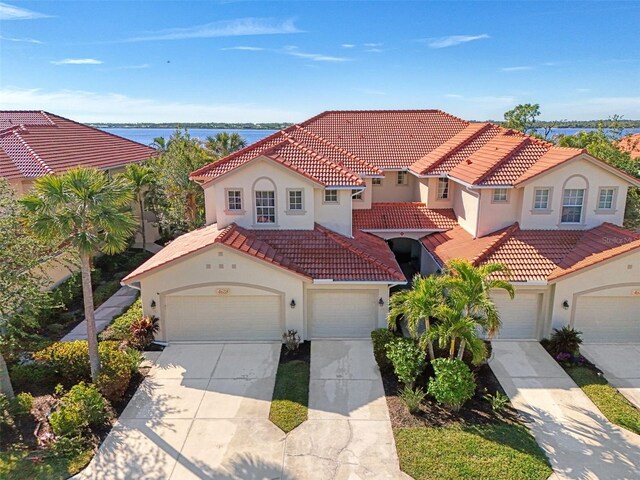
[312,279,407,286]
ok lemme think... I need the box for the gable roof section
[124,223,405,283]
[0,111,156,181]
[421,222,640,282]
[353,202,457,231]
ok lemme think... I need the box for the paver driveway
[490,341,640,480]
[581,343,640,409]
[77,340,403,479]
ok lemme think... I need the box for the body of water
[102,127,640,149]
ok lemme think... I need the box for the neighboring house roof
[618,133,640,159]
[422,222,640,282]
[353,203,457,231]
[124,223,405,283]
[0,111,156,181]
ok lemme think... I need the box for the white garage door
[164,294,282,341]
[574,296,640,343]
[491,292,541,340]
[308,290,378,338]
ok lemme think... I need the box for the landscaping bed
[269,338,310,433]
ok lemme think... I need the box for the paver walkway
[62,286,139,341]
[581,343,640,409]
[490,341,640,480]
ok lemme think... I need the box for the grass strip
[269,359,309,433]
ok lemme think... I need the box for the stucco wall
[371,170,417,203]
[352,178,372,210]
[551,250,640,331]
[416,177,455,209]
[476,188,523,237]
[452,183,479,237]
[313,188,353,236]
[519,156,629,230]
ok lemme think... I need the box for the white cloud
[0,2,50,20]
[426,34,489,48]
[126,18,301,42]
[501,66,534,72]
[221,46,265,51]
[365,48,383,53]
[0,35,42,44]
[341,44,355,48]
[51,58,103,65]
[282,46,349,62]
[0,87,301,123]
[363,42,383,47]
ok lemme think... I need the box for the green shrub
[97,345,141,402]
[427,358,476,412]
[34,341,91,383]
[131,316,160,350]
[100,298,142,342]
[51,434,90,457]
[386,337,426,386]
[399,386,426,414]
[11,393,33,417]
[371,328,395,374]
[484,391,510,412]
[10,363,56,392]
[46,323,65,335]
[547,326,583,356]
[50,383,108,437]
[93,281,121,307]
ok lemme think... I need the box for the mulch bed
[382,358,521,429]
[279,341,310,365]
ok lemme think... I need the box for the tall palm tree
[150,136,171,152]
[21,167,136,381]
[444,259,515,359]
[388,275,444,360]
[430,300,488,365]
[204,132,247,158]
[121,163,154,251]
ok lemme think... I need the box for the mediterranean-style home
[0,110,157,285]
[124,110,640,344]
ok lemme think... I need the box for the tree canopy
[502,103,542,136]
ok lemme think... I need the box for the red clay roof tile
[353,203,457,231]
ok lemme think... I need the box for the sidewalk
[62,286,139,342]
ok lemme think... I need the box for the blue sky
[1,1,639,122]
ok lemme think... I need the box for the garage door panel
[308,291,377,338]
[575,296,640,343]
[491,293,540,340]
[165,294,282,341]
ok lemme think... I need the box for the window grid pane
[493,188,508,202]
[288,190,303,210]
[534,189,549,209]
[352,189,363,200]
[324,190,338,203]
[437,178,449,199]
[255,191,275,223]
[372,178,382,185]
[561,189,584,223]
[397,171,407,185]
[227,190,242,210]
[598,189,614,209]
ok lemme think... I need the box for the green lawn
[565,366,640,435]
[394,424,552,480]
[0,448,93,480]
[269,360,310,433]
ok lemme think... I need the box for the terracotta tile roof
[0,111,156,181]
[124,223,405,283]
[353,203,457,231]
[421,222,640,282]
[617,133,640,159]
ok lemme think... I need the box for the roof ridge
[473,135,534,185]
[596,222,640,240]
[472,223,520,265]
[12,129,54,175]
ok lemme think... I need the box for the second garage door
[308,290,378,338]
[491,292,541,340]
[164,294,283,341]
[574,296,640,343]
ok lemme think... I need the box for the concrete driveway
[490,341,640,480]
[581,343,640,409]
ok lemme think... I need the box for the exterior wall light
[379,297,385,307]
[562,300,570,310]
[290,299,296,309]
[150,299,157,309]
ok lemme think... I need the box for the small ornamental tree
[427,358,476,412]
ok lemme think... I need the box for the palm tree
[444,259,514,360]
[204,132,247,158]
[121,163,154,251]
[430,300,487,365]
[21,167,137,381]
[388,275,444,360]
[150,136,171,152]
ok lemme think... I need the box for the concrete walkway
[581,343,640,409]
[490,341,640,480]
[62,286,139,342]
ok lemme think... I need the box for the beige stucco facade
[371,170,416,203]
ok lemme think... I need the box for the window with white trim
[492,188,508,203]
[397,171,408,185]
[533,188,550,210]
[372,177,382,186]
[352,189,363,200]
[288,189,303,211]
[324,189,338,203]
[598,188,615,210]
[437,178,449,199]
[255,190,275,224]
[226,190,242,211]
[561,188,584,223]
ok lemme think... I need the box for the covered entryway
[387,237,422,288]
[164,290,283,341]
[491,292,542,340]
[307,290,378,338]
[574,296,640,343]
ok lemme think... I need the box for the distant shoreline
[91,120,640,129]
